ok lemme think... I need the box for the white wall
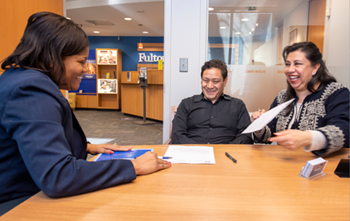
[163,0,208,143]
[323,0,350,88]
[283,0,309,47]
[254,40,275,66]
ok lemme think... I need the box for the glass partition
[208,0,310,112]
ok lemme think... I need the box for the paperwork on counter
[164,146,215,164]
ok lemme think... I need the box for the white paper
[164,146,215,164]
[242,98,295,134]
[87,138,115,145]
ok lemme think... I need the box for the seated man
[171,59,253,144]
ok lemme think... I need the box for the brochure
[94,149,153,162]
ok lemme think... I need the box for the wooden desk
[1,145,349,221]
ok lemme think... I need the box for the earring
[312,72,316,76]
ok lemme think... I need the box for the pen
[158,156,172,159]
[225,152,237,163]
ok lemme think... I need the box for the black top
[171,93,253,144]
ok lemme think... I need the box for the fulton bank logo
[138,53,164,63]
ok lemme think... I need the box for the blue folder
[94,149,153,162]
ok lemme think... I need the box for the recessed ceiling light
[93,31,100,34]
[249,31,252,35]
[220,26,226,29]
[241,18,249,21]
[235,32,241,35]
[142,31,149,34]
[255,23,259,26]
[208,7,214,11]
[252,28,255,31]
[124,18,132,21]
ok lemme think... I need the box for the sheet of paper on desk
[242,98,295,134]
[164,146,215,164]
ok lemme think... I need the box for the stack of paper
[164,146,215,164]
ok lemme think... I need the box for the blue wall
[70,36,164,93]
[88,36,243,69]
[71,36,242,94]
[88,36,164,71]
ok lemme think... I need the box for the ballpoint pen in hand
[158,156,172,159]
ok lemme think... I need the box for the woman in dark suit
[0,11,170,213]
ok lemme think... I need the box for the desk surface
[2,145,349,221]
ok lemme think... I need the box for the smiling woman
[61,47,89,91]
[251,42,349,157]
[0,11,170,214]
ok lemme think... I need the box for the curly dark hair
[1,11,89,86]
[282,42,336,114]
[201,59,228,80]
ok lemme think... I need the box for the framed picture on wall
[289,29,298,45]
[97,49,117,64]
[98,79,118,94]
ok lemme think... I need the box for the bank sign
[138,52,164,63]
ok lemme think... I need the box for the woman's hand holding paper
[251,109,266,133]
[269,129,312,150]
[251,109,266,122]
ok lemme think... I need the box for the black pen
[225,152,237,163]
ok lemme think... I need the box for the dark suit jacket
[0,68,136,204]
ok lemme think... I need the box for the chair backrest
[169,106,178,135]
[164,106,178,145]
[68,93,76,109]
[68,93,76,100]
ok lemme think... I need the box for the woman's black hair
[282,42,336,114]
[1,11,89,86]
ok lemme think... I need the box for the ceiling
[66,0,304,37]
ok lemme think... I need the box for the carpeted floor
[73,109,164,159]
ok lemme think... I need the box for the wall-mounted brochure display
[97,49,117,65]
[98,79,118,94]
[96,48,122,109]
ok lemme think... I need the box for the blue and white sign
[138,52,164,63]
